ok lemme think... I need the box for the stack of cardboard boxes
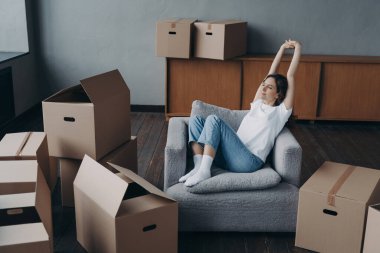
[156,19,247,60]
[41,69,178,253]
[42,69,137,207]
[0,138,54,252]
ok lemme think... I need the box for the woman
[180,39,302,187]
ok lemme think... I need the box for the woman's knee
[205,114,220,124]
[189,115,204,126]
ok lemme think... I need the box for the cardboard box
[156,18,197,59]
[0,132,57,191]
[74,155,178,253]
[42,69,131,160]
[60,136,138,207]
[0,160,53,253]
[363,203,380,253]
[295,161,380,253]
[194,20,247,60]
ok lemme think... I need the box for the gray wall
[31,0,380,106]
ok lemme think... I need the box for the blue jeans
[188,115,264,173]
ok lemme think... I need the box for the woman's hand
[282,39,301,49]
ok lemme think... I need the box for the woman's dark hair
[264,73,288,106]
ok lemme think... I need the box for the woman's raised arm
[283,40,302,110]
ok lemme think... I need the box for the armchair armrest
[164,117,189,191]
[272,128,302,187]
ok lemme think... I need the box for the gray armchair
[164,100,302,232]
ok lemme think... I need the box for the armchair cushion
[185,165,281,194]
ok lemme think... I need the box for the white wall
[0,0,38,116]
[34,0,380,105]
[0,0,29,52]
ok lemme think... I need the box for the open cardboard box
[0,132,57,191]
[295,161,380,253]
[42,69,131,160]
[60,136,137,207]
[363,203,380,253]
[0,160,53,253]
[156,18,197,59]
[194,20,247,60]
[74,155,178,253]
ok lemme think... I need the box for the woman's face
[260,77,278,105]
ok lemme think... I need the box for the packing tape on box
[15,132,32,157]
[327,165,355,206]
[170,18,183,29]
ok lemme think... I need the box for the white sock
[179,154,203,183]
[185,155,213,187]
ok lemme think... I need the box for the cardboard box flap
[35,164,53,238]
[0,192,35,209]
[74,155,128,217]
[108,162,175,201]
[302,161,380,203]
[43,84,91,103]
[20,132,46,156]
[0,132,31,157]
[0,160,38,184]
[79,69,129,105]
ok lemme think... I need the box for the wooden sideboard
[165,55,380,121]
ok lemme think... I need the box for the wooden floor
[1,108,380,253]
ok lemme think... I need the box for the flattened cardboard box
[74,155,178,253]
[194,20,247,60]
[0,160,53,253]
[363,203,380,253]
[0,132,57,191]
[295,161,380,253]
[60,136,138,207]
[156,18,197,58]
[42,69,131,160]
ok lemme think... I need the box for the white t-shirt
[236,99,292,162]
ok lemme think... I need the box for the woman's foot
[184,169,211,187]
[179,168,198,183]
[184,155,213,187]
[179,154,203,183]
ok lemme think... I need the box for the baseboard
[131,104,164,112]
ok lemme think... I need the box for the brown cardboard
[42,69,131,160]
[0,132,56,191]
[74,155,178,253]
[156,18,197,59]
[363,203,380,253]
[295,161,380,253]
[194,20,247,60]
[60,137,137,207]
[0,160,53,253]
